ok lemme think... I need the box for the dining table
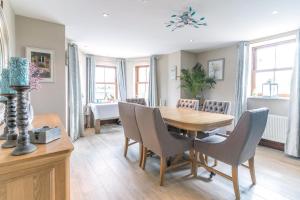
[159,106,234,135]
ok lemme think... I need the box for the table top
[159,106,234,132]
[0,114,74,167]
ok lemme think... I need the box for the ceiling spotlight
[103,13,110,17]
[272,10,278,15]
[190,39,194,42]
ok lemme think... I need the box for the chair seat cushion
[198,135,226,144]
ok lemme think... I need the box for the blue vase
[9,57,30,86]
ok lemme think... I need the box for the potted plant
[180,63,216,106]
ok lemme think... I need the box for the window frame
[251,39,295,97]
[135,65,150,98]
[95,65,118,101]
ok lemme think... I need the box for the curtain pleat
[68,43,84,141]
[234,41,250,124]
[116,58,127,101]
[285,30,300,157]
[86,55,95,104]
[148,55,158,107]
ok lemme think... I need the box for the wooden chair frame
[141,147,195,186]
[193,152,256,200]
[124,136,143,167]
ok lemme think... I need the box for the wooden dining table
[159,106,234,134]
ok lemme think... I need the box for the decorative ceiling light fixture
[166,6,207,31]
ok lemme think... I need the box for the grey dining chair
[118,102,143,166]
[135,105,194,186]
[193,108,269,199]
[199,100,231,165]
[176,98,199,110]
[126,98,147,106]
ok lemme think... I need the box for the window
[135,65,149,99]
[251,38,296,97]
[95,66,117,103]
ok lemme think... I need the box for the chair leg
[193,152,200,177]
[205,155,208,164]
[124,137,129,157]
[232,166,240,200]
[160,157,167,186]
[189,148,195,175]
[139,143,143,167]
[248,157,256,185]
[141,147,147,170]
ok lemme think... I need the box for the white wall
[157,54,168,106]
[167,51,181,106]
[15,16,67,125]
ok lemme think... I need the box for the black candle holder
[11,86,37,156]
[1,94,18,148]
[0,97,8,140]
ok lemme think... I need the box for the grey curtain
[285,30,300,157]
[234,41,250,123]
[86,55,95,104]
[148,55,158,107]
[116,58,127,101]
[68,43,84,141]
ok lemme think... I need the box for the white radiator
[262,114,288,143]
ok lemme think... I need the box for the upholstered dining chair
[135,105,194,186]
[176,99,199,110]
[193,108,269,199]
[118,102,143,166]
[126,98,147,106]
[199,100,231,165]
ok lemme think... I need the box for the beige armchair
[118,102,143,166]
[193,108,269,199]
[135,105,194,186]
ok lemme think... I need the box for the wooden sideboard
[0,114,74,200]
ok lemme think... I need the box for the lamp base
[1,133,17,148]
[0,127,8,140]
[12,143,37,156]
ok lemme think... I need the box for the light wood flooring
[70,125,300,200]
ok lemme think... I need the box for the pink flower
[29,63,42,91]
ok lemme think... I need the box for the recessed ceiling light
[190,39,194,43]
[141,0,148,3]
[272,10,279,15]
[103,13,110,17]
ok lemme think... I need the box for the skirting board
[259,139,284,151]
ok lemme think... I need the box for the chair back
[176,99,199,110]
[118,102,142,142]
[226,108,269,164]
[135,105,180,157]
[202,100,230,114]
[126,98,146,106]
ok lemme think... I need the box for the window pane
[105,84,116,99]
[95,84,105,102]
[138,67,148,82]
[95,67,104,82]
[276,42,296,69]
[256,46,275,70]
[275,70,292,95]
[105,68,116,82]
[254,71,274,95]
[137,83,149,99]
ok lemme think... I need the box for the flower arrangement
[29,62,42,91]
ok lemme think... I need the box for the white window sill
[248,96,289,101]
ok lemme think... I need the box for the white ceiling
[10,0,300,58]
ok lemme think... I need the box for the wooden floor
[70,125,300,200]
